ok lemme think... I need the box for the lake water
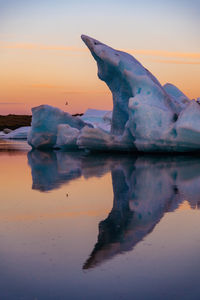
[1,140,200,300]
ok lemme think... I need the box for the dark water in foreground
[1,140,200,300]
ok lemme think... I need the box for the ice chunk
[128,95,173,144]
[28,105,90,149]
[81,108,110,120]
[27,35,200,153]
[80,35,200,153]
[80,109,112,132]
[81,35,176,136]
[128,101,200,152]
[163,83,190,112]
[77,126,136,152]
[0,131,5,138]
[163,83,190,102]
[0,126,30,139]
[103,111,112,122]
[174,101,200,148]
[56,124,80,149]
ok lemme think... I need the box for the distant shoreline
[0,114,32,131]
[0,113,83,131]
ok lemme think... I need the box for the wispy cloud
[150,58,200,65]
[30,83,66,89]
[1,42,200,64]
[0,42,86,52]
[62,90,108,94]
[30,84,108,94]
[127,49,200,59]
[0,102,24,105]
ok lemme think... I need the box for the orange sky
[0,0,199,115]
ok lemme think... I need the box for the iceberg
[28,105,90,149]
[174,101,200,149]
[79,35,199,152]
[80,108,112,132]
[77,126,136,152]
[28,35,200,152]
[81,34,177,135]
[0,126,30,139]
[56,124,80,150]
[163,83,190,112]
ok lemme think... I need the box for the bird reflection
[28,150,200,268]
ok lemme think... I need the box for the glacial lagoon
[1,140,200,299]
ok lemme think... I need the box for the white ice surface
[80,109,112,132]
[56,124,80,149]
[28,105,88,149]
[0,126,30,139]
[163,83,190,113]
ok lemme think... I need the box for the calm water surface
[1,140,200,300]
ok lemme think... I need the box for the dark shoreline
[0,115,32,131]
[0,113,83,131]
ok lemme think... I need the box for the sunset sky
[0,0,199,115]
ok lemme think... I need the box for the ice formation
[0,126,30,139]
[27,35,200,152]
[28,105,90,149]
[80,108,112,132]
[56,124,80,149]
[163,83,190,112]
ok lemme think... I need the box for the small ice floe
[0,126,30,139]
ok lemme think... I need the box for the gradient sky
[0,0,199,114]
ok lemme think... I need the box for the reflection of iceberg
[28,150,83,191]
[28,150,122,191]
[0,139,31,153]
[83,156,200,269]
[28,151,200,267]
